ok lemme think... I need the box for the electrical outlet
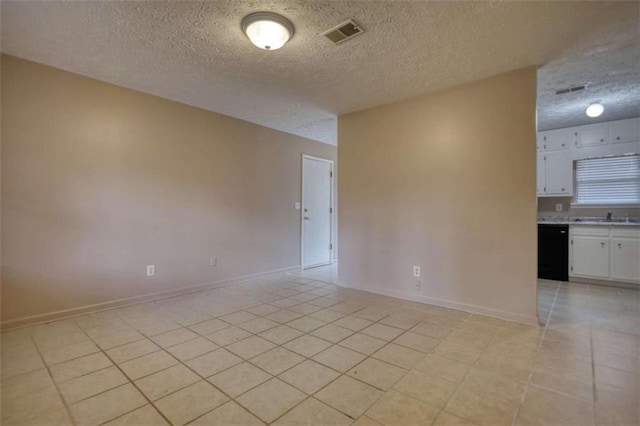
[294,202,301,210]
[415,280,421,291]
[556,203,563,212]
[413,266,421,277]
[210,256,218,267]
[146,265,155,277]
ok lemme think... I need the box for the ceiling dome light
[586,103,604,118]
[241,12,294,50]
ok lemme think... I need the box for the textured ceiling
[1,1,638,144]
[537,19,640,131]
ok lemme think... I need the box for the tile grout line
[244,291,509,424]
[26,333,78,426]
[200,300,402,423]
[100,306,287,424]
[192,288,452,423]
[429,317,509,426]
[265,312,423,423]
[261,310,413,424]
[104,308,277,425]
[94,277,344,425]
[511,280,562,426]
[590,323,599,426]
[27,293,269,423]
[512,284,560,426]
[71,321,175,426]
[182,283,362,424]
[18,276,390,420]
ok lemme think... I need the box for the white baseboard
[1,265,301,331]
[337,281,539,326]
[569,277,640,290]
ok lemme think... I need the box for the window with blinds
[575,155,640,205]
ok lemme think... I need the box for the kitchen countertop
[538,216,640,227]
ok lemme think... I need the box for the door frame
[301,154,335,269]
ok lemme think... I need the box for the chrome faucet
[606,211,612,222]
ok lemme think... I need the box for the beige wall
[1,55,336,325]
[338,67,538,324]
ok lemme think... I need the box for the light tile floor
[1,264,638,425]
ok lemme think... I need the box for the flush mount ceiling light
[586,103,604,118]
[241,12,294,50]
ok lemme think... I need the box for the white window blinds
[576,155,640,205]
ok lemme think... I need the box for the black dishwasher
[538,224,569,281]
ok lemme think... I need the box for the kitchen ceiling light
[586,103,604,118]
[241,12,294,50]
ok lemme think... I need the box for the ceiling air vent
[555,85,586,95]
[322,19,364,44]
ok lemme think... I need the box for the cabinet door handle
[600,139,604,142]
[561,188,565,191]
[618,243,622,248]
[601,242,606,247]
[616,136,621,140]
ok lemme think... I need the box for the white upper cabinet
[609,118,640,144]
[572,118,640,160]
[577,123,608,148]
[543,150,573,196]
[537,152,545,196]
[538,128,574,151]
[537,129,572,197]
[537,118,640,198]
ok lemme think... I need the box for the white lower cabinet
[571,236,609,279]
[610,237,640,282]
[570,226,640,284]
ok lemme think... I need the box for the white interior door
[303,156,333,268]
